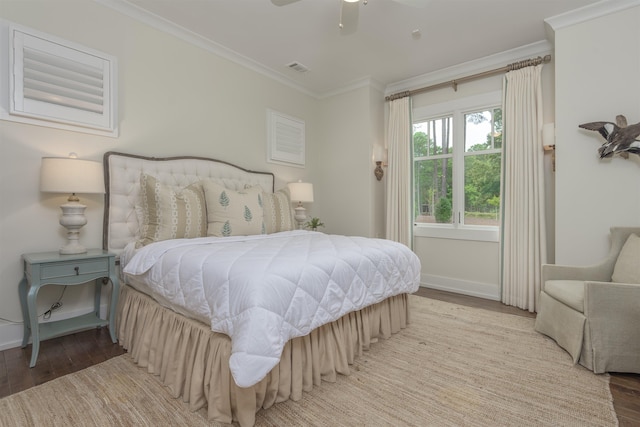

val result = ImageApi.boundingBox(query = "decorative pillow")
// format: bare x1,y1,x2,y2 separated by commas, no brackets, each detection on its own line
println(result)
611,233,640,283
138,173,207,247
262,188,296,233
203,181,265,237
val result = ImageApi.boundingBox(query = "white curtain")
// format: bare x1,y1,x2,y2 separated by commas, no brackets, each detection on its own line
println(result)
501,65,547,313
385,97,412,247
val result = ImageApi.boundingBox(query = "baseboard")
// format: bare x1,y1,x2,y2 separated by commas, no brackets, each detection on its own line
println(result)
420,273,501,301
0,303,110,351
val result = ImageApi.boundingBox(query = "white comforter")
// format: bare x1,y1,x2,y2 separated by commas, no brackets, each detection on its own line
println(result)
122,230,421,387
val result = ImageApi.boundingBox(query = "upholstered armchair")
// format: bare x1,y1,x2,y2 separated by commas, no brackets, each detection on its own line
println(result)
535,226,640,374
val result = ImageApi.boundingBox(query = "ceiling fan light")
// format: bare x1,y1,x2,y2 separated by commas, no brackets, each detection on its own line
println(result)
343,0,360,3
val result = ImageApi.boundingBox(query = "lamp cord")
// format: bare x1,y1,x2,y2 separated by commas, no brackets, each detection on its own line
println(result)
0,286,67,324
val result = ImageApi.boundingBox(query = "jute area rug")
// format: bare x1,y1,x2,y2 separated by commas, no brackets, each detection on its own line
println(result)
0,296,617,427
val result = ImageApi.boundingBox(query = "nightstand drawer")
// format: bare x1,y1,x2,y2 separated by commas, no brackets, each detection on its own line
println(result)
40,258,109,280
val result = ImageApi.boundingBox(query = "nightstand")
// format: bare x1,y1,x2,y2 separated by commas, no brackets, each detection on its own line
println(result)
18,249,119,367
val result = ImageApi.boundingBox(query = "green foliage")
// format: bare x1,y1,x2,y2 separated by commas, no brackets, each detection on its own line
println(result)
465,211,498,220
413,109,502,222
305,217,324,230
435,198,452,223
487,195,500,208
464,153,501,213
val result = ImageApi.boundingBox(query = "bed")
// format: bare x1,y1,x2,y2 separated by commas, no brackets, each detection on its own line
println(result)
103,151,421,426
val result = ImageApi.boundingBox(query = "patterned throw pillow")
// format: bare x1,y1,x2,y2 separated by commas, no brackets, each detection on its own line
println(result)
611,233,640,283
262,188,296,233
138,173,207,247
203,181,265,237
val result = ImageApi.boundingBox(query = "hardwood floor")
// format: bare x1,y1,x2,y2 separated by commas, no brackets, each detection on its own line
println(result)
0,289,638,425
0,327,125,399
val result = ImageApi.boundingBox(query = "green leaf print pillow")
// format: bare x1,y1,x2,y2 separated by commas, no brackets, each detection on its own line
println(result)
202,181,265,237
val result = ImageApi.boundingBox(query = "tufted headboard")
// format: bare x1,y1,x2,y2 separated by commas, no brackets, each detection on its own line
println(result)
102,151,275,256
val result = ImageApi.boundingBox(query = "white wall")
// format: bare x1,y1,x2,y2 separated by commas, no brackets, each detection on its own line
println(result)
0,0,325,350
552,4,640,265
0,0,387,351
314,84,385,237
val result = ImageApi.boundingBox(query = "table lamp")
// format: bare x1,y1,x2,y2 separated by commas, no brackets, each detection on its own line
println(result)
288,180,314,229
40,154,105,254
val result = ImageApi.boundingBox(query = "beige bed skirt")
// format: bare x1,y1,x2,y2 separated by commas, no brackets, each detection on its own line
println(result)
117,285,411,426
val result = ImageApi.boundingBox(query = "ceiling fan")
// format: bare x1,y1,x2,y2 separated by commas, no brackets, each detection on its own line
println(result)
271,0,429,30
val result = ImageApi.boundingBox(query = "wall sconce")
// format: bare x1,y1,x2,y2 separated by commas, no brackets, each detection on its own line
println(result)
374,161,384,181
373,146,387,181
542,123,556,172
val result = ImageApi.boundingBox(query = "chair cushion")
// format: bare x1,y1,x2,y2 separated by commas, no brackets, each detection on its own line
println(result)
544,280,585,313
611,233,640,284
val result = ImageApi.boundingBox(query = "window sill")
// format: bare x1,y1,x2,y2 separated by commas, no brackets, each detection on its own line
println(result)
413,224,499,242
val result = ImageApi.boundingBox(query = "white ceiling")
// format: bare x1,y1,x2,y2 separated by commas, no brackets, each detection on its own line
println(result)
120,0,601,97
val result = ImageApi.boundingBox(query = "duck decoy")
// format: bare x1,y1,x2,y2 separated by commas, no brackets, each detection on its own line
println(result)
579,114,640,159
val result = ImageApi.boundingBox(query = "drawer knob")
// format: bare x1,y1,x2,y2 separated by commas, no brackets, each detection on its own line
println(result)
74,266,79,275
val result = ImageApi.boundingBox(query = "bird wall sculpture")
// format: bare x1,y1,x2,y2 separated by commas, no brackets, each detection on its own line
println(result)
579,115,640,159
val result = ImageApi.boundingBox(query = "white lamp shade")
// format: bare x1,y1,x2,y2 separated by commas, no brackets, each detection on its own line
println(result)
288,181,314,203
40,157,105,194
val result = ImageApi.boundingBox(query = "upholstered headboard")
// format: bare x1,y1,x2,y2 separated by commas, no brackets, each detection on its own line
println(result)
102,151,275,255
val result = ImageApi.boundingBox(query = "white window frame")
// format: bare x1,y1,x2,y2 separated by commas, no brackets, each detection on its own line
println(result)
0,20,118,137
412,90,502,242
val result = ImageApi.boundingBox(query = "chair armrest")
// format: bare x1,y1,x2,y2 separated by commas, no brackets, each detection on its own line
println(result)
542,262,613,285
584,281,640,310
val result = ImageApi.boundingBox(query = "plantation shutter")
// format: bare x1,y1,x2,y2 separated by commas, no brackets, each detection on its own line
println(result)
267,109,305,167
7,24,117,135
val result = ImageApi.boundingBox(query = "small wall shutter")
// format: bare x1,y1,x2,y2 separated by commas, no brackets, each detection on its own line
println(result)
267,109,305,167
1,22,117,136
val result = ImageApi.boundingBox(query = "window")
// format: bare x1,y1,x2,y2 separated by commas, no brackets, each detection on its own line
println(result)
412,91,502,241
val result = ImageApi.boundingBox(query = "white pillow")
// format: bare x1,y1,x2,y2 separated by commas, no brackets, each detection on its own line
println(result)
611,233,640,284
137,173,207,247
263,188,296,233
203,181,265,237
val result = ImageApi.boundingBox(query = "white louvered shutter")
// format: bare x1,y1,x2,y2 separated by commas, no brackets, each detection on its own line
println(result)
267,109,305,167
4,23,117,136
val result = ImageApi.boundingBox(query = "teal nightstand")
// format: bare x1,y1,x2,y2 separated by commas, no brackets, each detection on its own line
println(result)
18,249,119,367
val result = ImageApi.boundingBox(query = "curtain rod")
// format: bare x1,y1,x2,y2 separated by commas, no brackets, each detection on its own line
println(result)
385,54,551,102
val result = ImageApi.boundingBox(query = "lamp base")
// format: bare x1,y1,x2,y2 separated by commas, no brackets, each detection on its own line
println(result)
59,201,88,255
294,205,307,230
60,241,87,255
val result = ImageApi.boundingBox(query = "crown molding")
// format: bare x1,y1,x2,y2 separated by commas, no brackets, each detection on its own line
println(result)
95,0,321,99
319,77,385,100
545,0,640,31
384,40,553,97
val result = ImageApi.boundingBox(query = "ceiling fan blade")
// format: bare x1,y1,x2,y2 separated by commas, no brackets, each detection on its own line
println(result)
339,1,359,34
392,0,430,7
271,0,301,6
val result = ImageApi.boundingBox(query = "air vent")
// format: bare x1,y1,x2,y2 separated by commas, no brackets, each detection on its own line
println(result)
286,61,309,73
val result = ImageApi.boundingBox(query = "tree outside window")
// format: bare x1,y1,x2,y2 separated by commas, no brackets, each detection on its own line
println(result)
413,107,502,227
